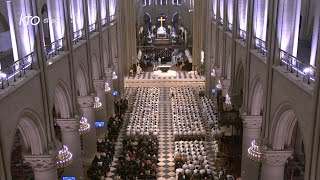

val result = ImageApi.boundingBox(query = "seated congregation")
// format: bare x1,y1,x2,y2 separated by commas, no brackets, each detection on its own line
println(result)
116,138,159,179
171,87,206,140
126,87,159,138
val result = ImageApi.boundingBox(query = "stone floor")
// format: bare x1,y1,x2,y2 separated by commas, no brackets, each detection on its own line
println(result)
105,89,137,180
157,87,175,180
104,87,218,179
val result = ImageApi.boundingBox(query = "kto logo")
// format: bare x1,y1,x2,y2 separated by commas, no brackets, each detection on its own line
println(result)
19,15,61,26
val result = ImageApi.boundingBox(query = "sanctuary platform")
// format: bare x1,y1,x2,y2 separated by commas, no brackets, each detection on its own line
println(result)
125,71,205,87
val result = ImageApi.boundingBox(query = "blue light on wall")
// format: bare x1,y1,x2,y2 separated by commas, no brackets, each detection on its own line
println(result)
212,88,216,94
62,177,76,180
113,90,118,96
95,122,105,127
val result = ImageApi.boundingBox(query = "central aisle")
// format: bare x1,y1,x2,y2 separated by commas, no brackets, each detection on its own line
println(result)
106,86,219,180
157,87,176,179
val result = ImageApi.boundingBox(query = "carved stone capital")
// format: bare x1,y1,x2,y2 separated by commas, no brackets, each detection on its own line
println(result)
93,79,105,91
78,96,95,108
105,67,113,77
262,150,293,167
24,154,57,171
55,118,80,132
241,115,262,129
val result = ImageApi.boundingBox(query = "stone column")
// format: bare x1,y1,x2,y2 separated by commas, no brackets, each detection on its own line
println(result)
261,150,293,180
93,79,108,137
24,154,58,180
56,118,84,179
192,0,205,69
105,67,115,118
241,115,262,180
204,0,213,97
78,96,98,164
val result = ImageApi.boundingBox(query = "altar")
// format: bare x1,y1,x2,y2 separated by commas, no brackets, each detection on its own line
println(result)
156,17,168,39
157,26,168,39
153,70,177,78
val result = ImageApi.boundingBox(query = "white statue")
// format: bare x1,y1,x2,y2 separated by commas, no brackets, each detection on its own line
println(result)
137,64,142,75
216,80,222,90
225,94,232,111
137,49,142,60
211,69,216,77
201,50,204,64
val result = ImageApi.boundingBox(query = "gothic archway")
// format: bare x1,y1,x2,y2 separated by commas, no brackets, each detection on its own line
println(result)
92,54,101,80
143,13,151,35
172,13,180,34
270,103,306,179
232,61,245,107
76,64,89,96
10,110,47,180
248,75,264,115
53,80,73,119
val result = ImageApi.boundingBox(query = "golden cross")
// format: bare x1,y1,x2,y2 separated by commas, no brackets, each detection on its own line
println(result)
158,17,165,27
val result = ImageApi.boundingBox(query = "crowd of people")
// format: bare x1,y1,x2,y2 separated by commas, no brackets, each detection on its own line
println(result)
126,87,159,139
171,87,206,140
125,87,135,102
154,48,174,62
87,106,128,179
174,141,214,179
114,99,129,116
200,97,223,139
116,138,159,179
87,85,241,179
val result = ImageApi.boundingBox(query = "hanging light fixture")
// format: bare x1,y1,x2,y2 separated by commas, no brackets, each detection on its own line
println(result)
216,80,222,90
225,94,232,111
105,82,111,92
247,140,267,163
112,71,118,80
211,69,216,77
79,117,90,135
57,145,73,169
94,97,102,109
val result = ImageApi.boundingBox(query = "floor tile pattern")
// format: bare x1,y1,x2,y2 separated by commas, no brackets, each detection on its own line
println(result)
127,72,204,80
105,89,137,180
194,88,219,178
156,87,176,180
105,87,218,180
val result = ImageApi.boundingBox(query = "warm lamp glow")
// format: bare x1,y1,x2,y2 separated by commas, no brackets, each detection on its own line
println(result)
247,140,267,163
216,80,222,90
94,97,102,109
57,145,73,169
112,71,118,80
79,117,90,135
105,82,111,92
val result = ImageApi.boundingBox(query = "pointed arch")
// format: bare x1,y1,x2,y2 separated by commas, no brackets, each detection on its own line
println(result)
13,109,47,155
233,60,245,95
54,80,72,118
248,75,264,115
270,103,300,150
92,53,101,80
226,51,232,79
103,44,112,68
76,63,89,96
